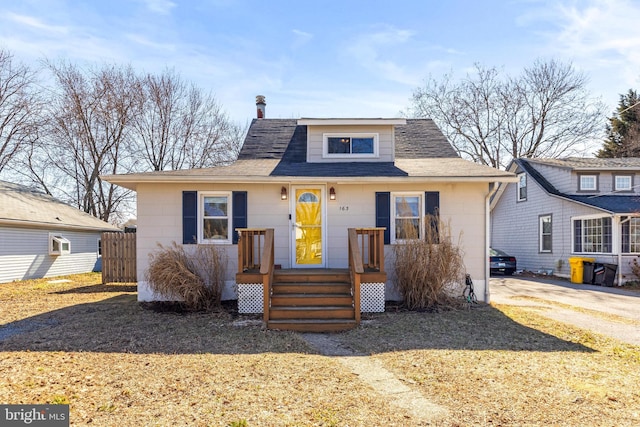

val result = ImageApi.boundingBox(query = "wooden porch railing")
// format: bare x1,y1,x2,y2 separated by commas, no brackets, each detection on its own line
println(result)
354,227,385,272
348,228,364,324
237,228,274,323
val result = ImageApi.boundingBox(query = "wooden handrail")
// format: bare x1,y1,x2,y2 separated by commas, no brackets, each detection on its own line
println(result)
236,228,274,324
348,228,364,323
260,229,274,323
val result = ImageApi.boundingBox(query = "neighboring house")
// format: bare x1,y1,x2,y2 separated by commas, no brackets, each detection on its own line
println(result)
491,157,640,284
103,97,515,330
0,180,120,283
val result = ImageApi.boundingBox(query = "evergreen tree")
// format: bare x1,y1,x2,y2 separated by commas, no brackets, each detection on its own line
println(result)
597,89,640,158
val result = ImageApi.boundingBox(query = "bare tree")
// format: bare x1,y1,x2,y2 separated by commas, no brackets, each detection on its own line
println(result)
132,69,243,171
410,60,605,169
0,49,41,173
43,61,139,222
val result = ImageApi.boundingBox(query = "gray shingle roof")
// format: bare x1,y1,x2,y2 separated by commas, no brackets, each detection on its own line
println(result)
103,118,515,189
527,157,640,170
0,181,120,231
237,118,459,162
517,159,640,214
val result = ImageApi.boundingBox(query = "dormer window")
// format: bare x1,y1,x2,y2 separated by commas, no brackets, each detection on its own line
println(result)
579,174,598,191
614,175,632,192
323,133,378,158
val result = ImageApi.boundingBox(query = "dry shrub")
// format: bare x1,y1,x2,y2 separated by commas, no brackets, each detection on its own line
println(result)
145,242,228,310
393,215,465,310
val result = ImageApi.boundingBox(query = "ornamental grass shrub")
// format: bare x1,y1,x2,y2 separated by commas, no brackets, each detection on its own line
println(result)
393,215,465,310
145,242,228,311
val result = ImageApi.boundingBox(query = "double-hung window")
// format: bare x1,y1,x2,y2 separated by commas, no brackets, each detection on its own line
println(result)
573,217,612,253
324,133,378,158
517,173,527,201
200,193,231,243
539,215,552,252
392,194,422,241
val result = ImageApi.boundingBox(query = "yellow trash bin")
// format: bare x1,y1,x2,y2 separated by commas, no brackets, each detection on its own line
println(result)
568,257,596,284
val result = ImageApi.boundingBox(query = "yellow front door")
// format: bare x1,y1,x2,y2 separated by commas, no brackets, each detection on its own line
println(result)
293,188,323,267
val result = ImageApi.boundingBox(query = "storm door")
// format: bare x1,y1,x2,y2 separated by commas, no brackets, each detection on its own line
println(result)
291,187,325,268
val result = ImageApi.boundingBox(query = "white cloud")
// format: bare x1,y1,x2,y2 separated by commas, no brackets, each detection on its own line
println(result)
125,33,176,51
518,0,640,108
346,25,420,86
6,12,68,34
141,0,176,15
291,29,313,49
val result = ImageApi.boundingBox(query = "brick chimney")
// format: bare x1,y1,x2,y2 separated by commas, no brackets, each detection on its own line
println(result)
256,95,266,119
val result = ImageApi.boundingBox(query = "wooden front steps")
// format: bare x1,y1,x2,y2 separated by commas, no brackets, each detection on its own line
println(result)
267,269,357,332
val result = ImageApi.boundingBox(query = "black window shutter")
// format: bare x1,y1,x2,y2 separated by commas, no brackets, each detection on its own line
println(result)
182,191,197,244
232,191,248,244
425,191,440,242
375,192,390,244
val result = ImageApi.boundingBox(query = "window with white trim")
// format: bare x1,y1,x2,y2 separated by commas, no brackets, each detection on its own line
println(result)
49,234,71,255
323,133,378,158
579,174,598,191
622,217,640,253
517,173,527,201
614,175,632,191
573,217,612,253
539,215,552,252
199,192,231,243
392,193,422,242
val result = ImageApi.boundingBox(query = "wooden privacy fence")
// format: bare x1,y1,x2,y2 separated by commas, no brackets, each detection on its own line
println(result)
101,232,137,283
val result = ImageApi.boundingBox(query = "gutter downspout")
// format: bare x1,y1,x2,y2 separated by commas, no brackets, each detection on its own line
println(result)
485,182,499,303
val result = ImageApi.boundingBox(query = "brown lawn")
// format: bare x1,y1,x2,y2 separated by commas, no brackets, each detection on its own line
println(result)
1,273,639,426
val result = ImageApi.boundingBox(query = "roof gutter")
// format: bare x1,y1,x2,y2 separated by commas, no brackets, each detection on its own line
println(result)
0,218,119,232
103,174,518,191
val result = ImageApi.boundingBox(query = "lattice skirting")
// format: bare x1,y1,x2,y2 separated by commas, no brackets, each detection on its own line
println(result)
237,283,263,314
361,282,385,313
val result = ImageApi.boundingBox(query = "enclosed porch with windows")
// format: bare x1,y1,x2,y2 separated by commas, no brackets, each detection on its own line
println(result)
235,227,387,332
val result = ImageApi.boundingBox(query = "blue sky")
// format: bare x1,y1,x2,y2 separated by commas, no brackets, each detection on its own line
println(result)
1,0,639,125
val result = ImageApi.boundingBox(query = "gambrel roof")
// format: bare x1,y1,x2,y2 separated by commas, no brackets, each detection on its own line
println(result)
0,180,120,231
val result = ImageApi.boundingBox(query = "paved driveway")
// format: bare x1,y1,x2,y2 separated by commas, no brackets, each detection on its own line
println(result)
490,276,640,346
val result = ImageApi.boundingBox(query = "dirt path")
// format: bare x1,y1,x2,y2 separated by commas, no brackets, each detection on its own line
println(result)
301,332,449,424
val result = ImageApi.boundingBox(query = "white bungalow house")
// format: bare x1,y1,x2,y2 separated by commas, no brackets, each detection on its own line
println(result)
491,157,640,285
0,180,120,283
103,96,516,331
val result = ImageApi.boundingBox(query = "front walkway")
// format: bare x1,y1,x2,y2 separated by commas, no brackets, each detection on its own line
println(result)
490,276,640,346
301,332,449,424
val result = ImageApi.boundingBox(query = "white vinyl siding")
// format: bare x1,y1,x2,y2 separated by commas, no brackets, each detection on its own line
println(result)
0,227,102,283
306,125,395,163
136,181,490,301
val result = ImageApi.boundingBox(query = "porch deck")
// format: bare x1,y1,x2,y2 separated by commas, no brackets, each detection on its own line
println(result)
235,228,387,332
